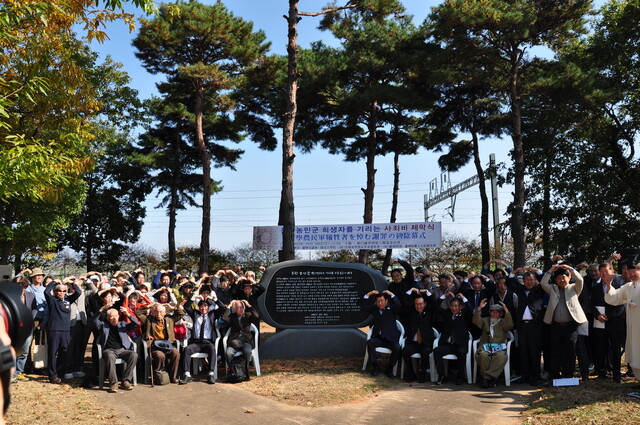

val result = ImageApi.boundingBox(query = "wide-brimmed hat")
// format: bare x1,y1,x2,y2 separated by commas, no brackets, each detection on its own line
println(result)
31,268,44,276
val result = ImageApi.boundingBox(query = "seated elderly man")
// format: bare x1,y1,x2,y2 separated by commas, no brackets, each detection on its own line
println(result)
140,304,184,384
95,307,139,392
222,299,257,381
473,299,513,388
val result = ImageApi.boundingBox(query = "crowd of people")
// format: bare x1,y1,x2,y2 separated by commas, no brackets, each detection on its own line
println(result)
11,266,264,391
8,252,640,393
362,254,640,388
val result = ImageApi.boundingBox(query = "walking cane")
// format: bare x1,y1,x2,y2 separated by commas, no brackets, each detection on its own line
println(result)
149,341,154,387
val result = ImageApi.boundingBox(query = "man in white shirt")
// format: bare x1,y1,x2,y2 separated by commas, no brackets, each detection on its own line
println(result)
180,297,225,385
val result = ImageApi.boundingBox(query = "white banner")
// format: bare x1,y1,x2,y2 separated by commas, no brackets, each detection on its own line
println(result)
253,222,442,250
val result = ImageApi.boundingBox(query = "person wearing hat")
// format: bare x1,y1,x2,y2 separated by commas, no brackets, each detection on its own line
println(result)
26,268,49,331
540,264,587,380
473,299,513,388
43,277,81,383
605,256,640,381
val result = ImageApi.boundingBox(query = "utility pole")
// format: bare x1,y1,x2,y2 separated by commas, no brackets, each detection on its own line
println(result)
424,173,479,221
423,155,501,255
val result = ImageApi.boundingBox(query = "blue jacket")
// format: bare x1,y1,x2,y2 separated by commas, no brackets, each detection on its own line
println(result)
44,281,81,331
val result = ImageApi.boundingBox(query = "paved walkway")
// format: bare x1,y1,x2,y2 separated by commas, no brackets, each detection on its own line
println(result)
97,380,532,425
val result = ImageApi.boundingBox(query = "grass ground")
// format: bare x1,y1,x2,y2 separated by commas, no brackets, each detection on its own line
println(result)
521,376,640,424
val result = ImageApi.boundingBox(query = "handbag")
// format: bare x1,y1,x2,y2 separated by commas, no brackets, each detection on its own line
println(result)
30,329,47,369
173,323,187,341
153,370,171,385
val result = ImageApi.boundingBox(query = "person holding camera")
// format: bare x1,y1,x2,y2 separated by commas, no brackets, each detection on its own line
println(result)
473,299,513,388
433,292,472,385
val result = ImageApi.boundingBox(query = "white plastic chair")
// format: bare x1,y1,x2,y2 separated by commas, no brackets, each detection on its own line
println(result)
222,323,261,376
429,331,473,383
97,343,137,389
178,325,222,380
472,330,515,386
400,328,439,379
361,320,405,376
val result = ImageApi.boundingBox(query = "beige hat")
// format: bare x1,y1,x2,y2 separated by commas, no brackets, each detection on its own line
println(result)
31,268,44,276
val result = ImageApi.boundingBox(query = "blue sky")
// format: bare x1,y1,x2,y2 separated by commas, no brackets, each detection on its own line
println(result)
89,0,547,254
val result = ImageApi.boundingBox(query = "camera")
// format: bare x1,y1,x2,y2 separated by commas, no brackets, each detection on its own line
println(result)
0,281,34,356
0,280,35,413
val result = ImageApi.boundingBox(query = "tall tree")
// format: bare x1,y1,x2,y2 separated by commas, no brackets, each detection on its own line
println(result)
415,34,504,264
136,96,204,269
60,128,152,271
0,0,157,202
296,0,419,264
134,1,276,273
277,0,356,262
522,1,640,263
429,0,592,267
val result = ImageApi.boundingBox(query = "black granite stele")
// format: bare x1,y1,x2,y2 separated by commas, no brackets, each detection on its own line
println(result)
257,260,388,359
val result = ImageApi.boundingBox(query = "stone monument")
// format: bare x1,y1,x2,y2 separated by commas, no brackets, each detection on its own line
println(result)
257,260,388,359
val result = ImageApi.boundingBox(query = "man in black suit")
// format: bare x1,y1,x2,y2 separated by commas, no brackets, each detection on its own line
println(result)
402,289,437,383
462,276,494,339
507,270,545,385
361,290,401,378
434,294,472,385
591,262,626,382
95,307,139,392
180,296,226,385
462,276,495,315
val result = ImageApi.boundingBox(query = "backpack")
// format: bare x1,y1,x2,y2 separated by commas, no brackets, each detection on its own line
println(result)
226,354,248,383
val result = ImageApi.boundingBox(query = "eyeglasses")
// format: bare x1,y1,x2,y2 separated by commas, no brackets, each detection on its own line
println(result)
56,290,67,293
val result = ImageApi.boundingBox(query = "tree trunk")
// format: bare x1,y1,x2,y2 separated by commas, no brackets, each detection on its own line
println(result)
509,58,526,268
195,82,211,274
382,150,400,275
542,148,552,270
86,180,94,271
278,0,299,263
0,204,14,264
168,180,178,270
471,130,491,265
358,100,378,265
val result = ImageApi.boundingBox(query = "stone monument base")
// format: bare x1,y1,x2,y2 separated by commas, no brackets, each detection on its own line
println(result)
261,328,367,359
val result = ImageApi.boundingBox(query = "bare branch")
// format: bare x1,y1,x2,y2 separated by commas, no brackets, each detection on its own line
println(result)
299,4,356,17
